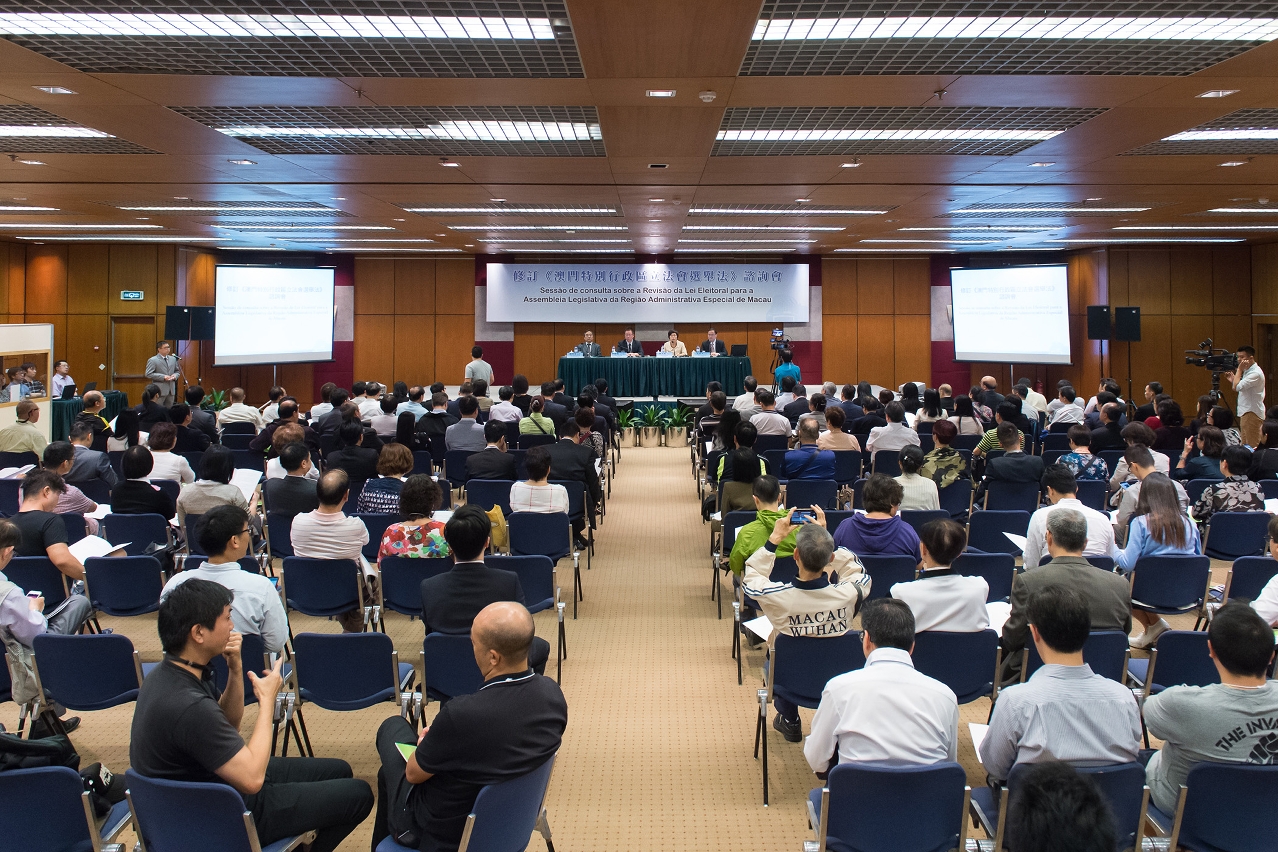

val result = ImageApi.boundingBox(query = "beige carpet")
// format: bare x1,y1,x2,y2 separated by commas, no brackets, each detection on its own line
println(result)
1,446,1219,850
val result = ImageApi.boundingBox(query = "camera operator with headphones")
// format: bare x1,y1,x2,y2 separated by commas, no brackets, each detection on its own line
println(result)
1229,344,1266,448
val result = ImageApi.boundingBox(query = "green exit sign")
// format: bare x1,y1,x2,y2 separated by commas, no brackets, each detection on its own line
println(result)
119,290,144,301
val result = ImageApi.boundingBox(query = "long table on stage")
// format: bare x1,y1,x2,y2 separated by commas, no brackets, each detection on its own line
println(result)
556,356,753,398
51,389,129,441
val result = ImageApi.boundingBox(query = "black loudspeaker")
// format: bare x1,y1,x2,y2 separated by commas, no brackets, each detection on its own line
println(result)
1086,306,1111,341
164,306,216,341
1114,307,1141,342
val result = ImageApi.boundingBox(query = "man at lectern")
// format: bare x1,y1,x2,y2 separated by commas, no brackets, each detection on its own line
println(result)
615,328,644,356
145,340,180,407
699,328,727,356
575,330,602,357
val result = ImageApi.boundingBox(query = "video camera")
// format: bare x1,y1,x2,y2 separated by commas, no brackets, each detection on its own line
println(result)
1185,338,1239,373
770,328,791,351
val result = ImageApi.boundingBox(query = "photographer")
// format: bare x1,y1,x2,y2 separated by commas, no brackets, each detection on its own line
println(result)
1229,345,1266,448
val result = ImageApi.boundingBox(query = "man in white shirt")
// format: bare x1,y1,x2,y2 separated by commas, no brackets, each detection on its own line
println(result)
805,597,959,772
259,386,285,425
866,401,921,454
1048,387,1085,427
161,504,288,654
309,382,336,421
288,469,370,632
369,398,399,437
1229,344,1266,448
750,389,791,436
357,383,384,420
1251,517,1278,626
1016,379,1049,417
891,517,990,633
732,376,759,413
396,386,428,419
487,386,523,423
217,387,265,431
1021,464,1116,570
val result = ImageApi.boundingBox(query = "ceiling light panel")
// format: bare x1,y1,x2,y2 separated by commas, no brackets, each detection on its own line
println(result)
174,106,603,156
447,225,627,231
0,1,582,77
1124,108,1278,154
741,2,1278,75
0,105,154,153
682,225,845,231
17,235,227,241
690,204,891,215
212,224,394,231
115,200,339,212
407,205,619,216
946,202,1155,217
900,225,1055,232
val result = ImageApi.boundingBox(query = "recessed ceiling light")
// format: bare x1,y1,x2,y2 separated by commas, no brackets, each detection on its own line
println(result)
720,128,1062,143
1115,224,1278,231
394,218,405,221
678,238,817,244
212,224,393,231
120,204,326,212
407,206,616,214
794,198,810,203
645,89,676,98
447,225,626,231
490,198,506,202
677,247,797,253
172,196,190,200
0,14,558,40
0,223,162,229
16,235,227,242
649,198,665,202
950,205,1150,213
840,161,862,168
1049,238,1244,244
330,196,345,200
1220,160,1249,167
1086,197,1103,201
649,219,661,222
899,226,1049,232
0,205,57,211
135,217,149,220
14,159,44,166
286,238,435,243
683,225,844,232
439,159,460,167
33,86,76,95
227,159,256,165
751,17,1278,41
1029,162,1056,167
435,233,446,236
464,244,474,247
1210,207,1278,213
862,239,1000,245
691,206,887,215
648,163,668,169
1197,89,1241,98
476,239,630,244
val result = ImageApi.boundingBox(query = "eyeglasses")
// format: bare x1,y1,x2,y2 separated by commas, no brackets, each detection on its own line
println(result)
238,528,251,536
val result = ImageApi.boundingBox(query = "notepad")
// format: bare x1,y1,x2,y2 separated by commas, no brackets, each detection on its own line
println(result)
969,723,990,763
69,535,128,561
1003,533,1028,553
743,615,775,642
85,503,111,520
395,742,416,762
1266,499,1278,515
432,511,453,523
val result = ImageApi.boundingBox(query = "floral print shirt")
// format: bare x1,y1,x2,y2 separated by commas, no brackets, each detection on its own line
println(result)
1061,452,1110,482
378,520,449,563
1191,475,1265,526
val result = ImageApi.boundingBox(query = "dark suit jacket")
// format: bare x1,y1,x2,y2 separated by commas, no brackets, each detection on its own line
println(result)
1089,423,1126,453
615,339,643,355
851,414,887,439
1134,402,1156,422
188,407,219,445
446,399,462,419
574,342,602,357
420,561,525,635
542,401,570,430
781,398,811,422
75,411,119,452
250,419,321,457
1000,555,1132,682
596,393,618,412
545,438,600,516
174,424,212,453
263,474,320,517
326,446,380,483
466,448,517,481
699,339,727,354
315,409,346,456
551,392,574,409
593,401,616,433
136,400,169,431
985,451,1045,485
839,400,865,422
66,444,117,488
110,480,176,518
981,390,1006,412
415,411,459,438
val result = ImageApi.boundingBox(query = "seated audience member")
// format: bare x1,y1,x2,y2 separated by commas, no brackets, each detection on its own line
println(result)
310,382,336,420
832,473,922,563
1005,762,1118,852
41,442,100,534
131,580,372,851
816,406,860,451
372,601,565,851
472,379,493,414
327,421,380,483
784,419,837,480
710,410,740,455
250,399,320,459
1084,393,1122,432
799,392,827,431
1000,510,1132,683
866,401,921,455
975,422,1044,505
1250,516,1278,626
1191,444,1264,528
775,376,798,409
974,403,1027,459
1119,474,1205,649
420,506,550,673
536,382,569,430
698,390,727,439
357,382,383,420
216,386,266,431
260,386,287,424
1048,386,1085,427
1060,424,1109,482
895,445,939,511
891,518,989,632
742,511,870,741
1112,445,1190,538
369,397,400,437
185,387,218,444
781,384,811,422
146,422,195,484
263,424,317,481
1153,399,1192,453
262,443,320,518
715,421,767,485
545,420,600,547
914,388,945,427
467,421,518,480
416,392,459,439
393,412,424,453
1108,422,1169,491
805,597,958,770
110,446,178,519
75,390,125,450
518,396,556,437
728,475,795,576
750,389,791,436
0,516,93,736
396,385,428,419
967,386,993,422
509,445,569,515
487,386,523,423
1248,419,1278,480
1020,465,1116,570
733,376,759,412
509,375,533,416
135,383,171,432
1174,424,1226,482
920,419,969,489
378,475,449,562
356,443,414,514
574,406,605,461
289,470,371,633
1143,601,1278,815
170,403,212,453
717,443,765,518
1133,382,1162,422
948,396,986,436
696,381,723,423
446,395,487,452
834,384,861,421
982,584,1142,781
313,388,350,452
65,421,117,489
176,444,256,529
1209,405,1243,447
162,504,286,653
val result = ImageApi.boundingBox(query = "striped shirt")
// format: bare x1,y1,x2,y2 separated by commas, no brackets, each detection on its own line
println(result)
980,663,1142,782
509,481,569,515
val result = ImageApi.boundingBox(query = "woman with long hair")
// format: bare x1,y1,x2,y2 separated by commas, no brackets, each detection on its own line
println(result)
915,388,945,427
1119,472,1202,647
394,411,422,451
948,396,985,436
1249,419,1278,480
1152,399,1191,452
899,382,921,415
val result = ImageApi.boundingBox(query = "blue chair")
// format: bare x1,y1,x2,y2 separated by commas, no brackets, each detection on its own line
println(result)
209,632,270,708
265,512,294,560
221,421,256,435
1222,556,1278,603
716,510,757,621
100,512,171,556
0,765,133,852
31,633,149,730
871,450,901,477
752,434,789,454
1041,433,1071,453
374,755,558,852
178,555,268,575
281,557,368,632
1127,630,1219,699
1023,630,1130,683
444,450,475,489
785,478,838,509
918,434,934,453
1040,449,1067,468
184,512,206,555
59,513,88,544
220,433,253,450
0,449,38,470
966,510,1031,555
911,629,1000,704
832,451,862,486
1204,511,1272,561
1087,555,1116,572
951,434,981,451
1183,478,1217,507
857,554,918,601
509,512,581,619
411,450,434,476
937,479,972,519
3,556,70,608
1261,479,1278,500
341,479,367,515
809,761,969,852
760,449,786,480
1148,763,1278,852
288,632,416,756
84,555,164,617
488,554,566,683
756,632,865,805
1098,450,1125,476
152,479,181,503
74,478,112,505
951,553,1015,602
900,509,949,537
1129,555,1211,624
354,513,399,562
377,555,452,620
983,480,1041,512
464,479,514,517
125,769,316,852
231,449,264,473
422,632,484,703
1075,479,1108,512
516,434,555,449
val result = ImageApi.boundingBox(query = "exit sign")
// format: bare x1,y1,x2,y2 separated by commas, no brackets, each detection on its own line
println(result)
119,290,144,301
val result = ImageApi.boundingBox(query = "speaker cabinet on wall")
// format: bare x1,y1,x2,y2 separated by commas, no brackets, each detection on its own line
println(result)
1114,307,1141,342
1086,306,1111,341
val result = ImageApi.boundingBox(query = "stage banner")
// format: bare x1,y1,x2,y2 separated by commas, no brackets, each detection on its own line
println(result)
485,262,809,323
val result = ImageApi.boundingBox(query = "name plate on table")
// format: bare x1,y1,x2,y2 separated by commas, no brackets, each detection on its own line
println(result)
656,350,674,358
565,351,585,358
610,350,630,358
692,349,712,358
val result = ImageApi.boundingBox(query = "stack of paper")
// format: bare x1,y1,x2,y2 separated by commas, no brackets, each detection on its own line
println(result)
969,723,990,763
69,536,128,561
986,602,1013,635
85,504,111,520
743,615,774,642
1265,499,1278,515
1003,533,1028,553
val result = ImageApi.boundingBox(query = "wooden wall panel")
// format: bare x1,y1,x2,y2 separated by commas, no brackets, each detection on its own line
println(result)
1169,250,1213,316
1126,251,1171,315
822,260,857,314
435,260,475,315
1169,315,1216,409
156,247,175,311
893,315,930,388
822,316,857,385
435,315,473,384
22,314,65,364
64,314,108,389
745,325,776,384
514,323,556,386
353,315,394,382
1113,314,1172,406
1213,246,1251,317
108,245,158,315
25,246,67,315
857,315,895,388
1254,244,1278,315
857,260,894,315
394,314,434,385
67,245,109,315
1107,250,1129,306
354,259,395,315
276,363,315,408
394,260,435,315
892,260,931,315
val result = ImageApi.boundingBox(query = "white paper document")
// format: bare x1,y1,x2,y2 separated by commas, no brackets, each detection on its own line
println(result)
432,511,454,523
743,615,775,642
986,601,1012,636
84,504,111,520
232,468,263,505
969,723,990,763
1003,533,1028,552
1266,499,1278,515
0,464,35,479
69,535,128,561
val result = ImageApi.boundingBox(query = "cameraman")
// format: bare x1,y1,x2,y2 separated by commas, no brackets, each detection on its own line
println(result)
1229,345,1266,447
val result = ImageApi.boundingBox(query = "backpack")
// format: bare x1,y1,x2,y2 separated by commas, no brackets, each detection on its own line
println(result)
0,731,78,772
0,577,39,705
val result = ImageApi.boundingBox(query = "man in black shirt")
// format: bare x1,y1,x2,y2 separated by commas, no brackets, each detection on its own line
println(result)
131,579,373,852
169,404,213,453
109,446,177,518
262,443,320,517
465,421,518,481
325,421,380,482
781,384,811,423
13,469,84,583
545,420,600,547
372,601,567,852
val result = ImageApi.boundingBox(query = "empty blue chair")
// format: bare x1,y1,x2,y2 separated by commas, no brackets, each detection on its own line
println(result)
753,434,789,454
509,512,581,619
152,479,181,503
444,450,475,489
281,557,368,631
951,553,1015,602
1223,556,1278,603
265,512,294,559
1075,479,1108,512
125,769,316,852
184,512,206,556
0,449,38,469
488,554,566,682
1128,630,1219,699
74,478,112,505
221,421,256,435
715,510,757,619
857,554,918,601
422,632,484,703
937,479,973,520
100,512,171,556
354,513,399,562
220,433,253,449
230,449,264,473
0,765,133,852
1183,478,1216,507
760,449,786,480
809,761,969,852
871,451,901,477
59,513,88,544
900,509,949,537
1130,555,1211,624
378,555,452,619
1261,479,1278,500
31,633,148,726
785,478,838,509
0,477,21,516
918,434,934,453
464,479,514,517
411,450,434,476
911,629,1000,704
1148,763,1278,852
1204,511,1272,561
1023,630,1130,683
84,554,164,617
983,480,1041,513
3,556,70,608
1098,450,1125,476
832,451,862,486
1087,555,1116,572
1042,433,1071,453
516,434,555,449
966,510,1031,555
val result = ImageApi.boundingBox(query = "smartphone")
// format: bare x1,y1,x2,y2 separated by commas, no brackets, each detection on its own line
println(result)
26,590,41,598
791,509,815,524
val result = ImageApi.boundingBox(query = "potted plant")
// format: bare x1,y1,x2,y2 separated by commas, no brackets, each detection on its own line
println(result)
200,388,229,413
638,405,668,448
616,408,637,447
665,404,691,448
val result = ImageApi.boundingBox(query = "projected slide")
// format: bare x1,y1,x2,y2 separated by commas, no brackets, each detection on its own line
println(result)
214,266,335,366
950,265,1071,365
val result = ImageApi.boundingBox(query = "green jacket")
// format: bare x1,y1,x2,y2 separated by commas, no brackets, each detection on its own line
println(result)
728,508,798,576
921,446,969,489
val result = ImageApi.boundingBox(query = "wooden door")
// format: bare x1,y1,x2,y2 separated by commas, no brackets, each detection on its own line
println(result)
111,315,157,403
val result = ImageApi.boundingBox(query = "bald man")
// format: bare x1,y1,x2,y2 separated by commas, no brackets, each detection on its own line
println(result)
372,602,567,851
979,376,1005,412
0,399,46,455
74,390,121,451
